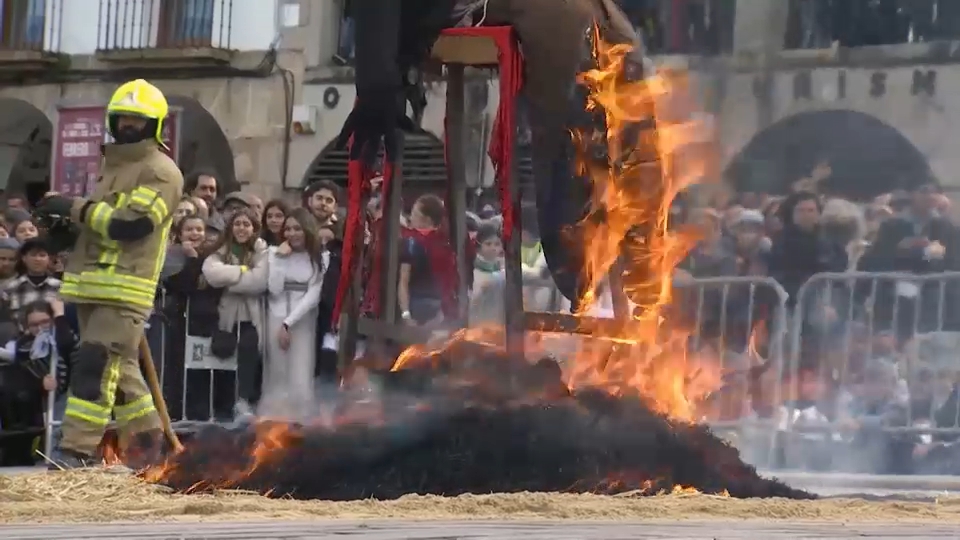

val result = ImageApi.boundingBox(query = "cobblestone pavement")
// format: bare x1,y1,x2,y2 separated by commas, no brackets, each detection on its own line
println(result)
1,520,959,539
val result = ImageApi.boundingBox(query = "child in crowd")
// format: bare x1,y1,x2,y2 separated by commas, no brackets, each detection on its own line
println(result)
3,237,61,320
11,218,38,244
202,208,269,420
471,223,503,300
262,208,325,416
0,299,75,466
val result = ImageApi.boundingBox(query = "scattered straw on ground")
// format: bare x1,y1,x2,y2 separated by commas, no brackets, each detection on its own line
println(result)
2,469,959,524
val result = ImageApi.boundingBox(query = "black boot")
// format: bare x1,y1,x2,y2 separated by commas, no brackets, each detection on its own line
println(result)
124,429,165,470
47,447,97,470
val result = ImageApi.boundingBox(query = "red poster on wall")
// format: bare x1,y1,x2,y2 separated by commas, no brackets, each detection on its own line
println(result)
52,105,181,196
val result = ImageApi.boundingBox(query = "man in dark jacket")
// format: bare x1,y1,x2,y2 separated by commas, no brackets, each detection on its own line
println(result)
859,180,959,342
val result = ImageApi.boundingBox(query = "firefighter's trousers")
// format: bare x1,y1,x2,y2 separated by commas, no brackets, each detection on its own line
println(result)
60,304,161,456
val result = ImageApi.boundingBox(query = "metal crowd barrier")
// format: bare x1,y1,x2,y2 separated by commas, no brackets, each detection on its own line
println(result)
671,276,790,467
28,270,960,473
780,271,960,472
39,288,266,458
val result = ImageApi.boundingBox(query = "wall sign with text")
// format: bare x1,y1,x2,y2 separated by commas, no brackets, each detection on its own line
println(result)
52,106,181,196
778,68,938,102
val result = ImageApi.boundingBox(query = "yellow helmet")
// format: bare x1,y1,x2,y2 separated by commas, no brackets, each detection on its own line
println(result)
106,79,169,146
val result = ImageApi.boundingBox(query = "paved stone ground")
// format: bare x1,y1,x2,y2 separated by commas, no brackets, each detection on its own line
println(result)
1,520,959,539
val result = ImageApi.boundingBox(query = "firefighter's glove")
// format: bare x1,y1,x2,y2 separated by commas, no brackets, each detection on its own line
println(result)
35,195,76,221
334,85,417,164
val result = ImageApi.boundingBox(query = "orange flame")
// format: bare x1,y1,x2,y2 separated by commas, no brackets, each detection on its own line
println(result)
554,31,720,421
387,33,721,423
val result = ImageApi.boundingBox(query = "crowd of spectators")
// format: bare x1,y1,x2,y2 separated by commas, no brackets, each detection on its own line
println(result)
0,168,560,467
3,158,960,475
672,165,960,474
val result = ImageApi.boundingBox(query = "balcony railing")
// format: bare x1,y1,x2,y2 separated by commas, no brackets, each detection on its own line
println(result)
785,0,960,49
334,1,354,64
622,0,736,56
97,0,232,52
0,0,63,54
334,0,734,62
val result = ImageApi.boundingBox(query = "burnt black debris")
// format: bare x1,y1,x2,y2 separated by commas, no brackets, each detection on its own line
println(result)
148,344,814,501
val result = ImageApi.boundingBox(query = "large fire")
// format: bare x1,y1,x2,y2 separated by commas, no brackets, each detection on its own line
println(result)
132,34,799,502
560,32,719,421
393,33,719,421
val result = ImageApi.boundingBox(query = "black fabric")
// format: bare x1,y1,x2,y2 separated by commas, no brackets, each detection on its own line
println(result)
35,195,74,220
315,348,339,386
235,322,261,404
316,247,342,337
0,359,44,465
342,0,456,162
400,235,439,301
161,254,225,421
69,342,109,402
106,215,155,242
209,329,237,360
339,0,405,163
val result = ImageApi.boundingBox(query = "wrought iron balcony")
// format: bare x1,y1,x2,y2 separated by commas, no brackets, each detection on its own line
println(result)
96,0,233,63
0,0,63,67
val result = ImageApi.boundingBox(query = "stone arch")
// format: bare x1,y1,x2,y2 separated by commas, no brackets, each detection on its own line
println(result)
0,98,53,203
724,110,934,200
166,95,238,194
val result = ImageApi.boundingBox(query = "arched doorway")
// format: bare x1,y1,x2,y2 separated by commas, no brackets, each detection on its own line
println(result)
302,132,447,204
0,98,52,203
724,110,934,199
167,95,237,194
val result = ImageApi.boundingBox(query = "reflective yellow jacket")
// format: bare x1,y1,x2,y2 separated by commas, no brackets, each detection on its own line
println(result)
60,140,183,315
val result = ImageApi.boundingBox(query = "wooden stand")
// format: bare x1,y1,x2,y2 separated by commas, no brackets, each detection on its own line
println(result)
339,26,638,369
340,27,527,360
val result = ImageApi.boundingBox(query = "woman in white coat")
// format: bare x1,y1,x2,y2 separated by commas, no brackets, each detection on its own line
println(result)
201,208,269,420
261,208,325,418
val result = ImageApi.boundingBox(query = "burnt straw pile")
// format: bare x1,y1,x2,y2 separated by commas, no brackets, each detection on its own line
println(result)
147,342,813,501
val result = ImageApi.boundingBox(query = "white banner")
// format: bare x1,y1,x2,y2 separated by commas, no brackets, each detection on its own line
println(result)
184,335,238,371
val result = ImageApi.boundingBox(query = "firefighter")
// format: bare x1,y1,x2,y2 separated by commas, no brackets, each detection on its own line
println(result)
35,79,183,467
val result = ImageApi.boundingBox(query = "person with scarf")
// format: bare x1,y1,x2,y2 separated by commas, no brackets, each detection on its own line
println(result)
0,299,75,466
201,208,269,421
398,194,459,327
471,223,503,298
